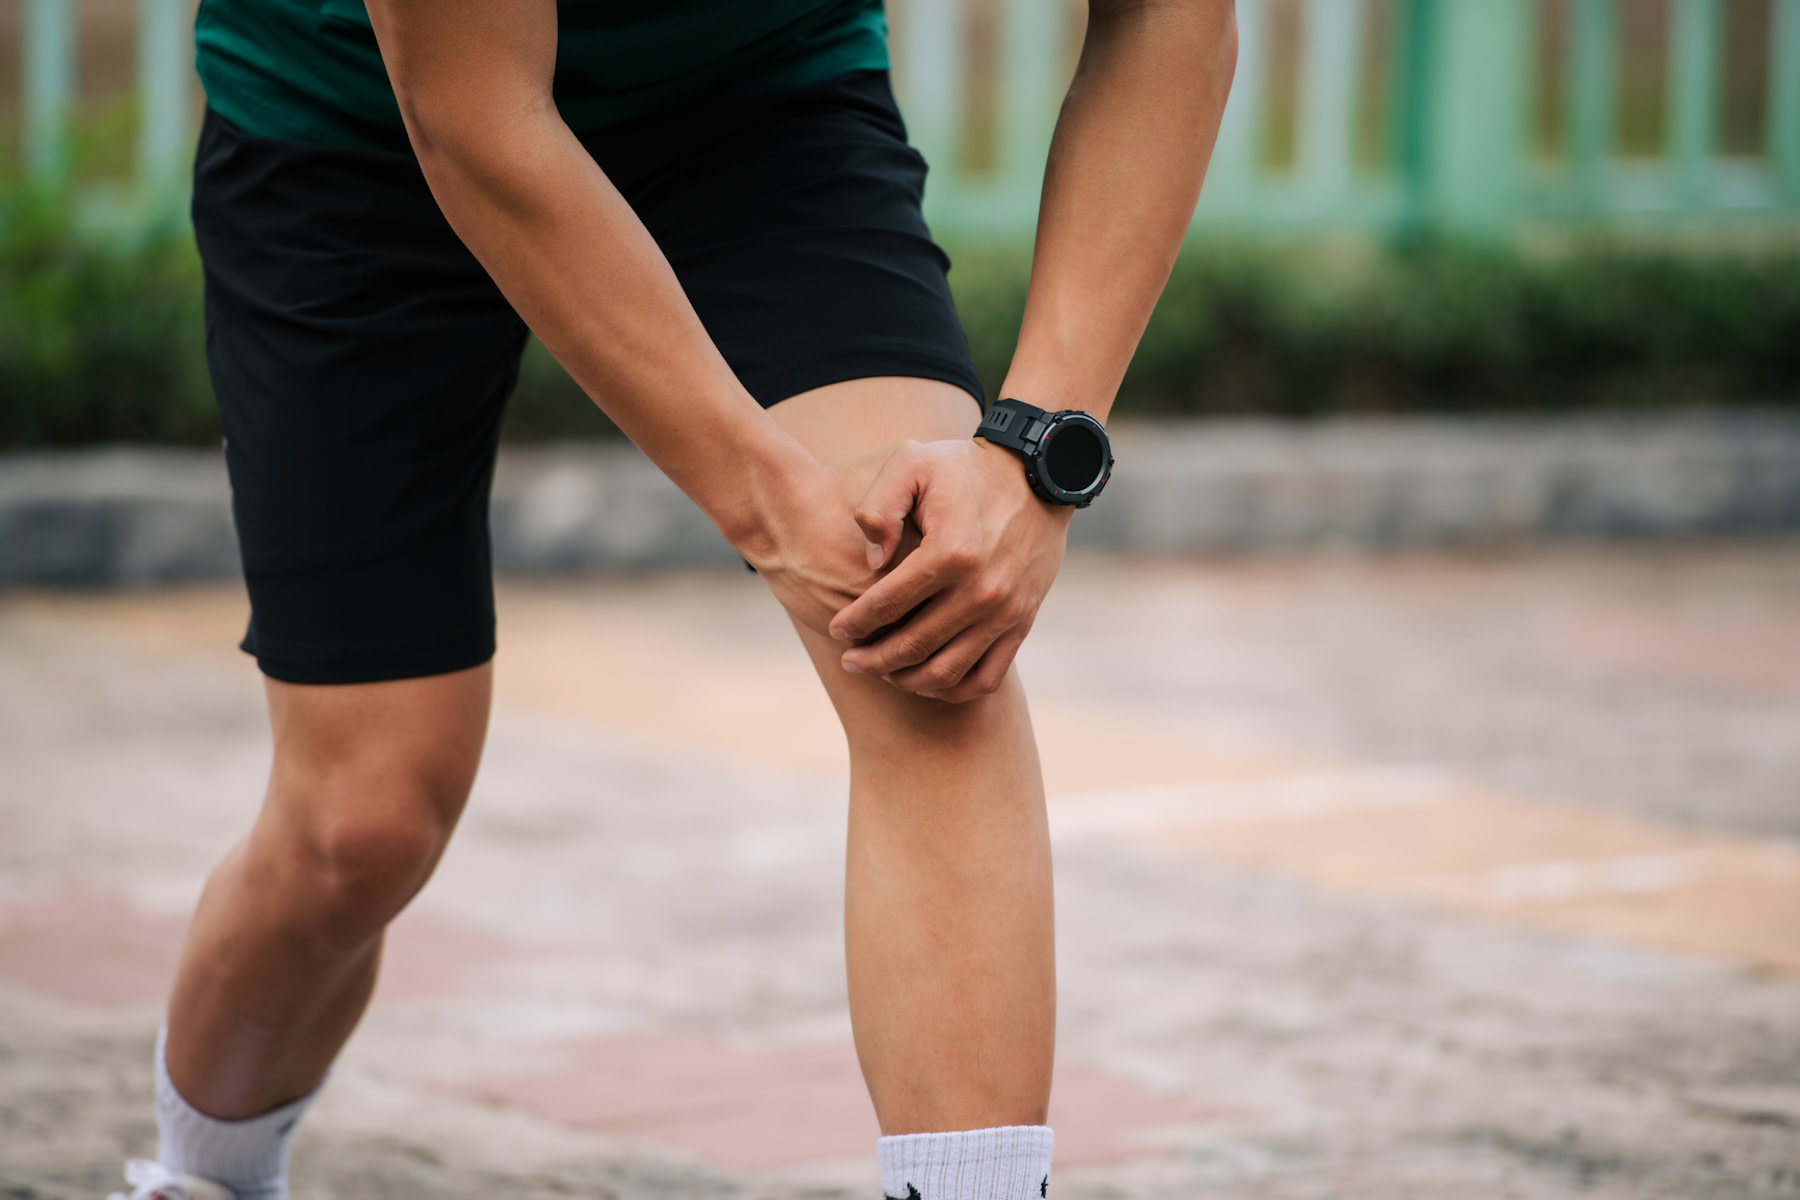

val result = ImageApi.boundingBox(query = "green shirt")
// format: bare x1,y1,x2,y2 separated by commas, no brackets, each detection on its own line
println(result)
196,0,890,152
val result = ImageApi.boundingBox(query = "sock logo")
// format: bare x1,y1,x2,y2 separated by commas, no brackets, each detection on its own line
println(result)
883,1187,921,1200
1041,1176,1049,1197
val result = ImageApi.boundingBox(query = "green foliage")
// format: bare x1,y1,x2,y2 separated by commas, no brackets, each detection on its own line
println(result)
0,188,216,446
2,211,1796,450
0,184,615,446
948,239,1800,416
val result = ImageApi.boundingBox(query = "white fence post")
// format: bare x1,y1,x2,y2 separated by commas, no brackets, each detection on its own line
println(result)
1668,0,1720,203
1196,0,1264,221
898,0,966,214
137,0,192,208
1567,0,1617,211
1296,0,1365,211
996,0,1067,223
1772,0,1800,198
23,0,76,186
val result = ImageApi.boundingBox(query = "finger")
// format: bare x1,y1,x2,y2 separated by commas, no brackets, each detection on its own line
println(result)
841,598,967,676
921,629,1027,704
832,561,932,644
850,443,924,574
831,522,986,642
878,624,998,695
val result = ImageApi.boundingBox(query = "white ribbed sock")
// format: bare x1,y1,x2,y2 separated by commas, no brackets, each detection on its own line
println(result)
877,1126,1055,1200
154,1029,324,1200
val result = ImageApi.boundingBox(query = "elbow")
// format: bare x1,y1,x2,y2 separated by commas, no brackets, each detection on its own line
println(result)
389,78,552,201
1214,2,1239,100
1091,0,1234,24
1172,0,1239,103
389,76,468,169
1191,0,1239,74
1090,0,1239,69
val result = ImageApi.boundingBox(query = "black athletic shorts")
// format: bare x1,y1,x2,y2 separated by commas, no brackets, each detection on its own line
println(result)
192,70,982,686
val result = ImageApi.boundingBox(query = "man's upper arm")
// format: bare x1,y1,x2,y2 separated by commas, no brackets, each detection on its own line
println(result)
363,0,559,155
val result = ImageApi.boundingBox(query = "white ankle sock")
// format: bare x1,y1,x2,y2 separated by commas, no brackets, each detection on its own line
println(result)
153,1029,324,1200
877,1125,1055,1200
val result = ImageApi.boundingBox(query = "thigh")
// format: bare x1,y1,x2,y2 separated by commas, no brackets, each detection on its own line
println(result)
262,664,493,843
193,111,529,685
587,71,985,412
772,374,981,468
770,376,1023,752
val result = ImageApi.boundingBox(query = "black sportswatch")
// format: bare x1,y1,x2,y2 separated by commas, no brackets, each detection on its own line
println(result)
974,398,1114,508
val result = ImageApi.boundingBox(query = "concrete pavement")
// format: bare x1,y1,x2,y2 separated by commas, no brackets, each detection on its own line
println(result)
2,546,1798,1199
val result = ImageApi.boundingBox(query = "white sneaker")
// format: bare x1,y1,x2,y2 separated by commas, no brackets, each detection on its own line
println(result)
107,1159,234,1200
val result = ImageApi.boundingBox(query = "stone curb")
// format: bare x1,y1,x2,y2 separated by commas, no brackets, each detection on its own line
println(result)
3,413,1797,587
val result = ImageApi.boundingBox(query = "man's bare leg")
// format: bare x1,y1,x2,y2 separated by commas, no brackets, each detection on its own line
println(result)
772,378,1057,1139
149,377,1049,1196
161,665,490,1128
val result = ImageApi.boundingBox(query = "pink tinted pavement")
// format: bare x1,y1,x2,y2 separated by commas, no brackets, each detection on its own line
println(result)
0,885,1221,1172
0,889,530,1008
4,548,1800,1199
469,1034,1229,1170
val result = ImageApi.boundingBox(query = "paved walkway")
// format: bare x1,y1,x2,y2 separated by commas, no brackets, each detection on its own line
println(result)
3,547,1798,1199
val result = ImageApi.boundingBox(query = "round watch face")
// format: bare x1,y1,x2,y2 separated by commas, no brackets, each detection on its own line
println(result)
1040,418,1109,497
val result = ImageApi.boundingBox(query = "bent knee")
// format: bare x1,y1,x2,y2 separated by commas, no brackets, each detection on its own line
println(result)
310,803,448,896
264,755,467,952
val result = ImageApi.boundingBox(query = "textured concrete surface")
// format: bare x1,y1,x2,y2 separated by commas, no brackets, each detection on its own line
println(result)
6,411,1800,585
2,546,1799,1199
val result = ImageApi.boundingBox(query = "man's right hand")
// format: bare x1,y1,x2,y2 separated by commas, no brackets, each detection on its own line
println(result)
737,452,888,639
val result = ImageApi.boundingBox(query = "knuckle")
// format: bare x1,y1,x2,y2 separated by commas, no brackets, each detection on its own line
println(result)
892,632,933,664
974,578,1011,611
922,663,963,690
941,544,981,575
873,594,909,624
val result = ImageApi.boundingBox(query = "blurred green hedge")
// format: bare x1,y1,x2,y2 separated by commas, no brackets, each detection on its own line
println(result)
2,196,1796,448
0,195,216,446
955,239,1800,416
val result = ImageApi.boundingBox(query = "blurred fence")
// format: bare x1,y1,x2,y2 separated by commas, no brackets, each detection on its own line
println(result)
899,0,1800,235
6,0,1800,237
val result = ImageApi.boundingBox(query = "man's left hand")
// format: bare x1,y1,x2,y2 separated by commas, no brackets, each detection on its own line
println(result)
828,438,1071,703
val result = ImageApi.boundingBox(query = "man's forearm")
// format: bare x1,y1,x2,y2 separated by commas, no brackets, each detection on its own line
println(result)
1001,0,1237,418
387,59,816,554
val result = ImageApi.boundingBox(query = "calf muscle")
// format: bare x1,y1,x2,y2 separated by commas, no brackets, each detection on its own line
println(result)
164,665,492,1119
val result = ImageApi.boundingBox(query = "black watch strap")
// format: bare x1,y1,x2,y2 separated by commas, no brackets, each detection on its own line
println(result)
974,398,1049,454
